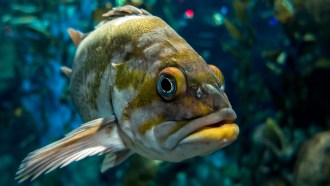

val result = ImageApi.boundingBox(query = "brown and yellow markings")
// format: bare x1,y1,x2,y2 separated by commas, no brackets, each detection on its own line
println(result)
112,16,168,43
185,70,218,87
114,61,146,90
129,75,159,109
77,17,164,110
181,96,213,116
139,116,165,134
86,66,107,110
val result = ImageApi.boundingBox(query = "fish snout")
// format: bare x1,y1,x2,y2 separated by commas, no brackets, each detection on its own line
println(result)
197,84,231,110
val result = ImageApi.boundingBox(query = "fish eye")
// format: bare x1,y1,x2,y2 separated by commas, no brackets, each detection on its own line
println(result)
158,75,176,98
209,65,225,87
157,67,186,101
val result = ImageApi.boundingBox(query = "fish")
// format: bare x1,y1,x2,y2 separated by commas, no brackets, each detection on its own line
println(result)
16,5,239,182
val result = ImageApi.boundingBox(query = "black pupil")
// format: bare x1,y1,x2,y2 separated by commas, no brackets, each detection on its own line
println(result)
161,78,172,92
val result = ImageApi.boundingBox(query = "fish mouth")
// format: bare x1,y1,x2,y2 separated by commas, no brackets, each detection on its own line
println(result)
161,108,238,150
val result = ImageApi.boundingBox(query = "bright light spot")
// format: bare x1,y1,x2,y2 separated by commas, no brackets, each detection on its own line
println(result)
220,6,228,15
184,9,194,19
115,0,126,6
213,12,224,26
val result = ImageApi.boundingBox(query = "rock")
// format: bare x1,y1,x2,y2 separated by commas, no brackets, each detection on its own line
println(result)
294,131,330,186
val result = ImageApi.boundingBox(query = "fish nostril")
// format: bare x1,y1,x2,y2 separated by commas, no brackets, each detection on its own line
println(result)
196,87,202,99
196,84,231,110
196,84,214,98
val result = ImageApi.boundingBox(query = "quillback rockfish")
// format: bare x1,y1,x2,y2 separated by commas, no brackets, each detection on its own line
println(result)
16,5,239,182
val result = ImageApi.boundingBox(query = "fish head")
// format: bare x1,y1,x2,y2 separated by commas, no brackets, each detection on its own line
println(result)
110,15,239,162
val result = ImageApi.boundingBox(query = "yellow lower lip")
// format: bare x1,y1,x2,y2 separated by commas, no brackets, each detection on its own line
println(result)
184,123,239,142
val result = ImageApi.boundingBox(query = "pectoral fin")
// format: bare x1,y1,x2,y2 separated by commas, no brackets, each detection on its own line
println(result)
16,117,129,182
101,149,133,173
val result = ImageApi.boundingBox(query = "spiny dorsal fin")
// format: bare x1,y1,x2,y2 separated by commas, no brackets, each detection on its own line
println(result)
60,66,72,78
67,28,85,47
16,117,128,182
111,62,123,69
102,5,151,18
96,5,151,28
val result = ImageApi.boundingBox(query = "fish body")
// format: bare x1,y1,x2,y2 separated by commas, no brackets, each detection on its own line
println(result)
17,5,239,181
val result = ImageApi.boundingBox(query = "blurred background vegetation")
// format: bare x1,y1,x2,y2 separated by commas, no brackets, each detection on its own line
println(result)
1,0,329,185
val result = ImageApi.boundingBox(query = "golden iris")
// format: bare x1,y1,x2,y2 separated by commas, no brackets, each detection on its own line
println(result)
157,67,186,101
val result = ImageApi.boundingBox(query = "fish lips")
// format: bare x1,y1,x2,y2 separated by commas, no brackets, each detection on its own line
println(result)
154,108,239,150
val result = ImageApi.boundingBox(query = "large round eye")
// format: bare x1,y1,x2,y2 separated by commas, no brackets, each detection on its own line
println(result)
209,64,225,86
157,67,186,101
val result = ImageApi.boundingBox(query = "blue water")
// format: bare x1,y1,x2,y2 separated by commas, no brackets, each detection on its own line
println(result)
1,0,329,185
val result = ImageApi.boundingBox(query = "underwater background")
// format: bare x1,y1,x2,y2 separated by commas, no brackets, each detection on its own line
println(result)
1,0,330,185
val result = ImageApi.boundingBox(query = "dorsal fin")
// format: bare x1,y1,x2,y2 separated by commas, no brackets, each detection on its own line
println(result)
67,28,85,47
96,5,151,28
60,66,72,78
102,5,151,18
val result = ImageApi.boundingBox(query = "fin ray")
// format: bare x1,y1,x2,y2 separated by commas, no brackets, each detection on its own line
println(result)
67,28,85,47
16,117,126,182
97,5,151,28
102,5,150,18
61,66,72,78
